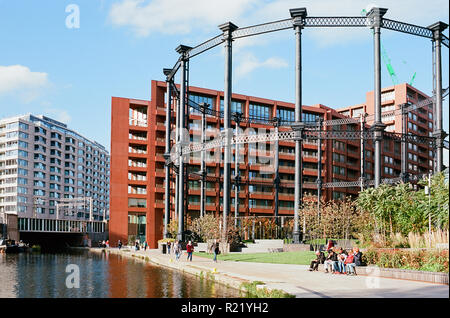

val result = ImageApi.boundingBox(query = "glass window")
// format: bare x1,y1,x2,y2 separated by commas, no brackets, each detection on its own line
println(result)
220,98,244,114
189,94,215,115
128,198,147,208
277,108,294,123
302,112,322,122
249,103,271,120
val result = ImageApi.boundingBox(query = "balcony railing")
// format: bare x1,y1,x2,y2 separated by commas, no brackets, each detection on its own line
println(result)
129,161,147,168
129,119,148,127
129,148,147,154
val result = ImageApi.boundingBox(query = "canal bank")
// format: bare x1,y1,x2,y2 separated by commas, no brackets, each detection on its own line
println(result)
91,247,449,298
90,247,251,295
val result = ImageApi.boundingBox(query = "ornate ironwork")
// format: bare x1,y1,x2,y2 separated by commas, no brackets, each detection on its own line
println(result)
167,58,181,81
187,34,225,59
323,180,362,188
302,130,375,140
232,18,293,39
384,132,436,147
304,16,368,27
381,18,433,39
442,34,449,48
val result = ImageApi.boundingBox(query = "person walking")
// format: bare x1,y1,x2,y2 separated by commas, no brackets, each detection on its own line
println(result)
213,240,220,263
175,240,182,261
186,241,194,262
118,240,122,250
167,241,172,255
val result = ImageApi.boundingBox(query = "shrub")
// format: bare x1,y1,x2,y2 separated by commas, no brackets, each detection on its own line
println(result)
362,248,448,272
240,282,294,298
158,238,176,244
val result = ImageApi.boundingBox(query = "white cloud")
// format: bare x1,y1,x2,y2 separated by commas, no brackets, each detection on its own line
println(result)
44,108,72,124
248,0,449,46
235,53,288,78
108,0,258,36
0,65,49,102
108,0,448,46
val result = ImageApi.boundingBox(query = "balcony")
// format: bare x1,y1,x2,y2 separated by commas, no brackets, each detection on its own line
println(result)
129,118,147,127
128,145,147,155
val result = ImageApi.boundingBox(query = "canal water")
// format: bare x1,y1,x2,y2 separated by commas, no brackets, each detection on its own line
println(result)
0,249,240,298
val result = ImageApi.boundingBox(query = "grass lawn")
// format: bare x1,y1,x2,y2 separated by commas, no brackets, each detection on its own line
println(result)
194,251,316,265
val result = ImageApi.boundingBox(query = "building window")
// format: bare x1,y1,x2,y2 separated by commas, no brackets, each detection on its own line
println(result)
128,198,147,208
302,112,321,122
249,103,271,120
220,98,243,115
277,108,294,123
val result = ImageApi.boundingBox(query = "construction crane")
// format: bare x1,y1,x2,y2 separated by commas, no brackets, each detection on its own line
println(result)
361,8,416,86
381,43,399,85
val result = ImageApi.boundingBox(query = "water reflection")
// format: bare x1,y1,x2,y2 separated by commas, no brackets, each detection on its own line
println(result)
0,250,239,298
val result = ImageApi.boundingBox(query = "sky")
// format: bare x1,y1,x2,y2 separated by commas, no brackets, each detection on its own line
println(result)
0,0,448,164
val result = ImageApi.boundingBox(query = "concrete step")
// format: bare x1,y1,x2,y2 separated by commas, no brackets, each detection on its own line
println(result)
240,240,284,253
254,239,284,246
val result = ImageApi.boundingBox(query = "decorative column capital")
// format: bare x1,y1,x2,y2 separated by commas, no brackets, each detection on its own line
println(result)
163,68,172,80
198,102,209,113
232,111,243,124
366,7,388,28
218,21,238,38
370,122,386,141
428,21,449,40
272,116,281,128
432,130,448,143
290,7,307,28
175,44,192,58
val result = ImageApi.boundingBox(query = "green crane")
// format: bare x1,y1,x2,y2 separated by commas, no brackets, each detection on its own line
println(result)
381,43,399,85
361,8,416,86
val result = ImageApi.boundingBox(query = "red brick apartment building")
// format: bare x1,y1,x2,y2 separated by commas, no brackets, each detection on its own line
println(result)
110,80,434,248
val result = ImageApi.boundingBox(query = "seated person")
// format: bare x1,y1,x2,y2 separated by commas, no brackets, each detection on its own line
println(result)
323,249,336,273
309,250,326,271
345,249,356,275
331,248,340,273
335,247,347,274
353,247,363,266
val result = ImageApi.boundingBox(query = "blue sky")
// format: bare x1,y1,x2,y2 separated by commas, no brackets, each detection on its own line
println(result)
0,0,448,164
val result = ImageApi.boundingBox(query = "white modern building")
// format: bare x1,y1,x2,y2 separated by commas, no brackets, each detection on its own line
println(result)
0,114,109,234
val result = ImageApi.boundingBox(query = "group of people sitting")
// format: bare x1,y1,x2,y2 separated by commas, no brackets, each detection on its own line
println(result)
309,246,363,276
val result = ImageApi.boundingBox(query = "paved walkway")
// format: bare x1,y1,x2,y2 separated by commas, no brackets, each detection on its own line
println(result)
96,248,449,298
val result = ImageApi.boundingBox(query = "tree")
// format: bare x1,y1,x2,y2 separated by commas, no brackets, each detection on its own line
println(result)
356,172,449,241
